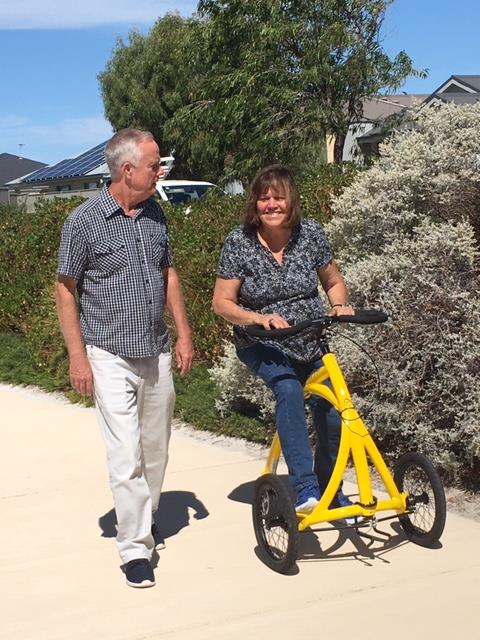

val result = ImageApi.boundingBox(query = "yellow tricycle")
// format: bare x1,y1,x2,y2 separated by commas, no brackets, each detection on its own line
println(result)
246,310,446,573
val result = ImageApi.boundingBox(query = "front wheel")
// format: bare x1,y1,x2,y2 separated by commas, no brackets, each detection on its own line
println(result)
394,452,446,547
252,474,298,573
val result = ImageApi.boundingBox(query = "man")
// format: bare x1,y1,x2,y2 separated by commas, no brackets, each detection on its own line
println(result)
55,128,194,588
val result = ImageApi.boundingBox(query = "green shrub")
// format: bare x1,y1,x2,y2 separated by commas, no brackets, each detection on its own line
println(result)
0,198,83,393
0,331,58,390
173,363,271,443
0,198,82,334
164,193,245,361
298,162,359,222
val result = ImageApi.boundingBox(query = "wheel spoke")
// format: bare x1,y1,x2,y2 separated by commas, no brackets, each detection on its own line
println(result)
404,467,436,533
263,516,289,557
394,452,446,547
252,474,299,572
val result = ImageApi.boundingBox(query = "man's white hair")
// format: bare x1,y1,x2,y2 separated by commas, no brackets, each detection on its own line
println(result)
105,128,155,181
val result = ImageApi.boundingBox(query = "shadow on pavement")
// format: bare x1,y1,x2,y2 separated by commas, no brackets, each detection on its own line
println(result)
228,475,294,505
228,480,256,505
98,490,210,540
297,520,410,567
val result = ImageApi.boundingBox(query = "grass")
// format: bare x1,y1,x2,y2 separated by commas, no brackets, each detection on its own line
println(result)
0,332,270,442
173,363,272,443
0,331,59,390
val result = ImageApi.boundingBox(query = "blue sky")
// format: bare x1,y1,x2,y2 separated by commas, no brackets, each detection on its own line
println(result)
1,0,479,165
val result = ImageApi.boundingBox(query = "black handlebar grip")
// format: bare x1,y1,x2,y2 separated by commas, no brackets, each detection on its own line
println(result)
244,319,312,338
336,309,388,325
243,309,388,338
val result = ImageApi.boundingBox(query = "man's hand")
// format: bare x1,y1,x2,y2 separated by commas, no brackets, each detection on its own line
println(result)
69,353,94,395
175,335,194,376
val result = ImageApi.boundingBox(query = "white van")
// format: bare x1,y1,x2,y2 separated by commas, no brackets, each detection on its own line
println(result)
156,179,218,205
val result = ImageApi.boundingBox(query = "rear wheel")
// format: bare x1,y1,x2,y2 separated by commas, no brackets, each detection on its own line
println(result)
394,452,446,547
252,474,298,573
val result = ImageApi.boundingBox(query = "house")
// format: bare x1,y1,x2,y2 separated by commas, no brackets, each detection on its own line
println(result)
0,153,47,204
422,75,480,107
326,94,427,163
7,141,111,201
356,75,480,157
8,141,174,211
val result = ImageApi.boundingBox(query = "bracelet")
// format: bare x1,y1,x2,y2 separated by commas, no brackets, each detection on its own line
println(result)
331,303,350,308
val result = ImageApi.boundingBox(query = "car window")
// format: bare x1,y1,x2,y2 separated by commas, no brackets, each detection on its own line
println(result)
162,184,213,204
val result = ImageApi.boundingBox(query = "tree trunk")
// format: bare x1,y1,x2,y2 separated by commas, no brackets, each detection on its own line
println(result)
333,133,346,164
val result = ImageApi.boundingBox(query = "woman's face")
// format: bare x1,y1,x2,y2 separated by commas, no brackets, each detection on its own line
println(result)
256,186,290,230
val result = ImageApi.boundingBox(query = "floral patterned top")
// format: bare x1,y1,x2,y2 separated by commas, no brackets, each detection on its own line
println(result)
217,218,333,362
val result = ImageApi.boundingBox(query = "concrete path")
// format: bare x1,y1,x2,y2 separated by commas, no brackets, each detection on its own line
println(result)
1,385,478,640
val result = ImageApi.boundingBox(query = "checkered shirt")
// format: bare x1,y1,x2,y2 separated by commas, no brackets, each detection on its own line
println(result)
58,185,173,358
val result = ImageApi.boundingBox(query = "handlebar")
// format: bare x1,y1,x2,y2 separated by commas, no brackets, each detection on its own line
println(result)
243,309,388,338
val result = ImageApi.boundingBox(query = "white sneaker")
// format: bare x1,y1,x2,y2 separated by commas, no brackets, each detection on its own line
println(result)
295,485,321,513
151,523,166,550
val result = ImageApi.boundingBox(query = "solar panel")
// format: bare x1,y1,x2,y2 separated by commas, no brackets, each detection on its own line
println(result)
24,158,74,182
25,141,108,183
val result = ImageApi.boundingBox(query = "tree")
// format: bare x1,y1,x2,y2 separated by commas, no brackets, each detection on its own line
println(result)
100,2,422,180
99,14,200,176
166,0,423,179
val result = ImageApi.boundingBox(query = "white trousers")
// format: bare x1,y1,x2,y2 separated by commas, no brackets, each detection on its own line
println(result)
87,345,175,564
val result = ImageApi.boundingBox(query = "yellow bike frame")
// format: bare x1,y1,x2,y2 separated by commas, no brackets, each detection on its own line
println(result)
261,351,408,531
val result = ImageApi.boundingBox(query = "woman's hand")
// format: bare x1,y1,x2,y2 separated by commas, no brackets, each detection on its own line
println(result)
318,260,354,317
256,313,290,330
328,304,355,317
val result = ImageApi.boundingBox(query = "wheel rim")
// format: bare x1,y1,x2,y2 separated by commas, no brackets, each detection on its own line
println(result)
257,486,292,561
402,464,437,535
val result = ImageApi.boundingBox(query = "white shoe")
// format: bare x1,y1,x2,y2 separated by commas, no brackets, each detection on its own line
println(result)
295,496,320,513
295,486,321,513
151,523,166,550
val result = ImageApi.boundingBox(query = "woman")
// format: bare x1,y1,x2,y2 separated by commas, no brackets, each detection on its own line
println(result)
212,165,354,513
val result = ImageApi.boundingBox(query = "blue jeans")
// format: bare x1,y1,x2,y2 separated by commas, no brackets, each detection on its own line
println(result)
237,342,342,493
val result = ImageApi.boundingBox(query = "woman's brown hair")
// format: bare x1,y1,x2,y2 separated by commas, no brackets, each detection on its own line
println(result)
243,165,301,232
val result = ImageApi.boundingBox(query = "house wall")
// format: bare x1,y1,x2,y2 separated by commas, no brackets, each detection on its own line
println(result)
326,123,374,164
342,123,374,163
9,188,99,212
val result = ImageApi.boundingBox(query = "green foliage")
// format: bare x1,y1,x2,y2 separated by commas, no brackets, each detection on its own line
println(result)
0,331,59,390
0,198,81,333
0,198,84,399
99,14,202,177
299,163,360,221
173,364,272,442
165,196,241,360
100,1,422,181
180,0,423,173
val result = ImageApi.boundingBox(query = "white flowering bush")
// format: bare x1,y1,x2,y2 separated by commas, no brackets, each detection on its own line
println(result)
209,340,276,423
210,103,480,486
332,220,480,482
327,103,480,486
328,102,480,260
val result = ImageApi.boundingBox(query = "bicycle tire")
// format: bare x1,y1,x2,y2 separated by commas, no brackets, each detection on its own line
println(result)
252,474,299,573
394,452,446,547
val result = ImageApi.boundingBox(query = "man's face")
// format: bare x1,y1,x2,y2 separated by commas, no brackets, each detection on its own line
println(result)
128,139,164,200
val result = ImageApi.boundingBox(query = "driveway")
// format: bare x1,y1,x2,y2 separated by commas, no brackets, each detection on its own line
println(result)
1,385,478,640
